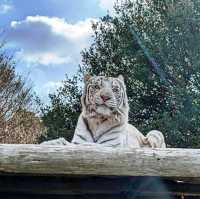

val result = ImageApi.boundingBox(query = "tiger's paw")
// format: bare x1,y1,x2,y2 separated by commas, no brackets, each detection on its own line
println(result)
146,130,166,148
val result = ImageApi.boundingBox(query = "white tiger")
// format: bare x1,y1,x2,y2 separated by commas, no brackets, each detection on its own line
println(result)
42,75,166,148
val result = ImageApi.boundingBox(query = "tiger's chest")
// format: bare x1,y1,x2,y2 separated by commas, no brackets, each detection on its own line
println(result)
72,115,129,147
87,118,126,146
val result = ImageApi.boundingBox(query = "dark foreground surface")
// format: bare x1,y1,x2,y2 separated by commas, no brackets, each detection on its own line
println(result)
0,175,199,199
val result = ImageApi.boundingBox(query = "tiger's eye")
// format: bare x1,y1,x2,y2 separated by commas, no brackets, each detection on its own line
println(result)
94,84,100,90
112,86,120,92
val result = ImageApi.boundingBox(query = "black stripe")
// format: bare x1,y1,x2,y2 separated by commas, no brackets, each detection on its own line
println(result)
99,137,118,144
111,143,121,147
82,117,95,142
97,124,121,141
76,134,87,141
73,142,80,144
85,84,90,105
117,80,125,106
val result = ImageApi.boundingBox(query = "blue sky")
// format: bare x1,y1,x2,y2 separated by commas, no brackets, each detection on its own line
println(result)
0,0,115,102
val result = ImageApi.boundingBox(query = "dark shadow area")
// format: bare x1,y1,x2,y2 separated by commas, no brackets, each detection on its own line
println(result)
0,175,199,199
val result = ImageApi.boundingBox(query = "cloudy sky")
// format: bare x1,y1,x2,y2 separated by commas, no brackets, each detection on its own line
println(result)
0,0,115,102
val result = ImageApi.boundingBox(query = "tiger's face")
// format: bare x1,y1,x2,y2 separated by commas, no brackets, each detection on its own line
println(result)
82,75,128,118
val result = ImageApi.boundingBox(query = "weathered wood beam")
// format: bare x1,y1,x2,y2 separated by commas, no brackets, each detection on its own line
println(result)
0,144,200,178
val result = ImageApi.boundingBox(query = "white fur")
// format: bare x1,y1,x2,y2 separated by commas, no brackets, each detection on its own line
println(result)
42,75,166,148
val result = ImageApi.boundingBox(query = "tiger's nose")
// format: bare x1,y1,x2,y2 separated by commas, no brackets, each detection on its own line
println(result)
100,94,111,102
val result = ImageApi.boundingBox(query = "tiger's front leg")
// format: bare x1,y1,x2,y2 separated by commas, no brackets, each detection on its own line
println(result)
40,137,71,145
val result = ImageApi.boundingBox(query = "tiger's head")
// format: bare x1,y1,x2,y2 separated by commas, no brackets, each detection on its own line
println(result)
81,75,129,123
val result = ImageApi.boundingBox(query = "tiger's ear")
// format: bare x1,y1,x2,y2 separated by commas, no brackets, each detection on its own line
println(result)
118,74,124,82
84,74,92,83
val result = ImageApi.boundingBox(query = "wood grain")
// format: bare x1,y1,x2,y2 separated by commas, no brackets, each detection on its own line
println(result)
0,144,199,178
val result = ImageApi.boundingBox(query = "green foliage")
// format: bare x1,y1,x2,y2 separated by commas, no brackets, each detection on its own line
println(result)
42,0,200,148
39,75,81,142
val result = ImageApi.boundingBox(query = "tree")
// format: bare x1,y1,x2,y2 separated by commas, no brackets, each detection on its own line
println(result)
39,75,81,142
0,47,44,143
42,0,200,148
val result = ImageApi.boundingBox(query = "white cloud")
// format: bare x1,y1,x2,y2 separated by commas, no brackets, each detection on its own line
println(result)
0,1,13,14
16,50,72,66
8,16,97,66
99,0,116,13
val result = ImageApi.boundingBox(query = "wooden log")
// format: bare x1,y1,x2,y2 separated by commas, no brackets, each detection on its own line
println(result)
0,144,200,178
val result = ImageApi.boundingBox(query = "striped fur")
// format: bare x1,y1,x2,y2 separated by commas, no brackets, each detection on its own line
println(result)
71,75,166,148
